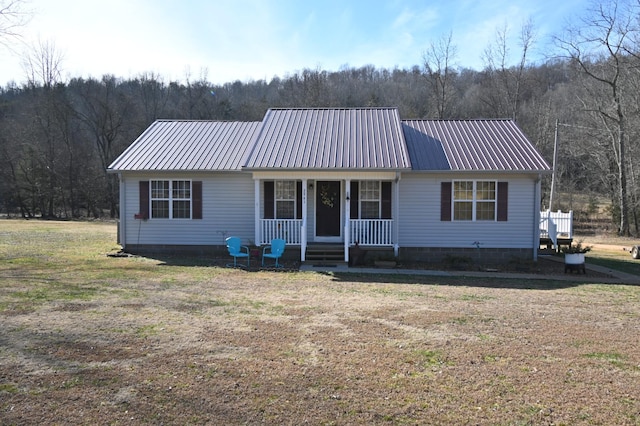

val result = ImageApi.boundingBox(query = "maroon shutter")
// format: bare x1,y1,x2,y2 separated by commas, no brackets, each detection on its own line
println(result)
192,181,202,219
381,181,392,219
139,181,149,219
497,182,508,221
440,182,452,221
264,181,274,219
296,181,302,219
350,181,359,219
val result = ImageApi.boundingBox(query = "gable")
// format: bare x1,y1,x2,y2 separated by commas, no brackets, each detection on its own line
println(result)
243,108,412,170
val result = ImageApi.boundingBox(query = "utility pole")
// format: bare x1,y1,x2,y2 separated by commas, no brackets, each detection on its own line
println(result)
549,119,559,211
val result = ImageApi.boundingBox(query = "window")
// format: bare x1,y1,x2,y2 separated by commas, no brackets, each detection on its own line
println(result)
150,180,191,219
453,180,496,221
360,181,380,219
275,180,296,219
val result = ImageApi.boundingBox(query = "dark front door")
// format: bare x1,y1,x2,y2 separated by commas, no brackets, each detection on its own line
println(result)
316,181,341,238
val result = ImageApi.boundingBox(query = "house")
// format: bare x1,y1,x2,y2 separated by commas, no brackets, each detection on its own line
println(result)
107,107,551,265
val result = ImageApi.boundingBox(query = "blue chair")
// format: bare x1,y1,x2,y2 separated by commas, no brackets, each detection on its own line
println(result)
226,237,250,267
262,238,286,267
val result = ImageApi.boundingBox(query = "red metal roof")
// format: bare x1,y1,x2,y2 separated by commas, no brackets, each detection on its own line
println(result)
108,111,551,174
402,119,550,172
107,120,260,171
243,108,412,170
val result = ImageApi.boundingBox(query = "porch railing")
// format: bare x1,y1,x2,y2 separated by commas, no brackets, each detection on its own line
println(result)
349,219,394,246
540,210,573,240
259,219,303,245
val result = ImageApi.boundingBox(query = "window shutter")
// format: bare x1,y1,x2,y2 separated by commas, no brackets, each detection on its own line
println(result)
497,182,508,221
350,181,359,219
381,181,392,219
296,181,302,219
440,182,452,221
192,181,202,219
139,181,149,219
264,181,274,219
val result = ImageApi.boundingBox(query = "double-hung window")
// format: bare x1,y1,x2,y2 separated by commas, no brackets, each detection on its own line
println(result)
275,180,296,219
150,180,192,219
453,180,496,221
360,181,381,219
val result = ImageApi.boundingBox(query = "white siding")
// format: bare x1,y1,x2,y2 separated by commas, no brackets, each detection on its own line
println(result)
398,173,537,249
122,172,255,247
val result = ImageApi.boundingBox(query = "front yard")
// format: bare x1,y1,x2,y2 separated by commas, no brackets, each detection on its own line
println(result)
0,220,639,425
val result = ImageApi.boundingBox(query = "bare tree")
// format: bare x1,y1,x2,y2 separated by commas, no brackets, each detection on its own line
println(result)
22,38,64,88
72,76,133,217
0,0,31,49
17,39,69,217
555,0,640,236
423,31,458,119
482,19,536,122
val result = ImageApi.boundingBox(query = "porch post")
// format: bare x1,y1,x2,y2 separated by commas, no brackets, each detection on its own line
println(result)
393,173,401,257
254,179,260,246
118,174,125,247
301,179,307,262
344,179,350,263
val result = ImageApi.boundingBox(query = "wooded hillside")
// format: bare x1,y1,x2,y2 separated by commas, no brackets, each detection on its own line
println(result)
1,1,639,236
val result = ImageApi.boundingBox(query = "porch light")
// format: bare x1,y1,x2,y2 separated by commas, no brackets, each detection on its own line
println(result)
308,182,314,190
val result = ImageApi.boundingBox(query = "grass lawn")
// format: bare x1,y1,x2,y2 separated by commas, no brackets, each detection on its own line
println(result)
0,220,639,425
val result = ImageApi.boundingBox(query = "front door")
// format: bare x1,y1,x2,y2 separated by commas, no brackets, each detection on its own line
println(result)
315,180,341,241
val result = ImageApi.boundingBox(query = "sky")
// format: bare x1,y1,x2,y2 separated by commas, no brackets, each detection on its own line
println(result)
0,0,587,87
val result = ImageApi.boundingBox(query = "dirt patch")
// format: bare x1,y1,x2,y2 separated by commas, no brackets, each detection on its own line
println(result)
1,222,639,425
2,270,639,425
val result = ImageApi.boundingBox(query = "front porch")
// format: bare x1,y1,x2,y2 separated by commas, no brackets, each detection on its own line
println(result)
258,218,395,261
253,173,400,263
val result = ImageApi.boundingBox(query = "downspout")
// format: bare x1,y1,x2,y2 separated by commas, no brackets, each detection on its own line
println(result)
118,174,125,249
254,179,260,246
533,175,542,262
393,172,401,257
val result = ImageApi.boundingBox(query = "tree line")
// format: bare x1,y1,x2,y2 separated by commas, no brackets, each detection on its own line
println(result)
1,0,639,236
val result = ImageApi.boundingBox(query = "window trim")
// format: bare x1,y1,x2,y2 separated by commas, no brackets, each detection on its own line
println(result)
150,179,193,220
274,180,296,219
452,180,497,222
359,180,381,219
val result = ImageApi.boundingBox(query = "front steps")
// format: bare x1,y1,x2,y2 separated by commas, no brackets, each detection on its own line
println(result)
304,244,345,265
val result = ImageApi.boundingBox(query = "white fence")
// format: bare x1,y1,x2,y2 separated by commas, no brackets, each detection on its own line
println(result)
349,219,394,246
540,210,573,246
259,219,303,245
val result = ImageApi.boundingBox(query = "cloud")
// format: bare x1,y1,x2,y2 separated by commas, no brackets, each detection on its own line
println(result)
0,0,587,86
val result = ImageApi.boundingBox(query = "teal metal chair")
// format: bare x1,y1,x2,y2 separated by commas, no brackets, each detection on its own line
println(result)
226,237,250,267
262,238,286,267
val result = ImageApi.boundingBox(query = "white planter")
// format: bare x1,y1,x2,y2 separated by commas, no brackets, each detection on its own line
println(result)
564,253,585,265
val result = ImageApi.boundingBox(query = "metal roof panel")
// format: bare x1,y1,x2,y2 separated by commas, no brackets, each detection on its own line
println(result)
108,120,261,171
243,108,412,170
402,119,551,172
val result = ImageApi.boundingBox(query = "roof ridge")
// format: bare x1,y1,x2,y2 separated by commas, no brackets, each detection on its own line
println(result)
267,107,399,111
401,118,513,122
153,119,260,123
